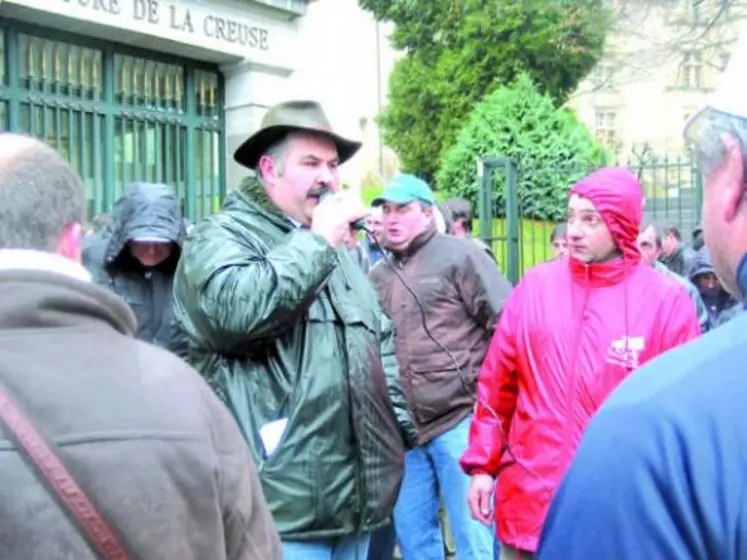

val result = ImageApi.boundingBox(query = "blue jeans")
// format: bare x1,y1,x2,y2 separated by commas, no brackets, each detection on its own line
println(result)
282,533,371,560
394,415,495,559
368,522,396,559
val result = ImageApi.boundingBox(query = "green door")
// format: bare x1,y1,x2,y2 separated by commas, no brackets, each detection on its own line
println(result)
0,20,225,222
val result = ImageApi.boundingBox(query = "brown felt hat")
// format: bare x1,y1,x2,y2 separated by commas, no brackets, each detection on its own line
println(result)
233,100,362,170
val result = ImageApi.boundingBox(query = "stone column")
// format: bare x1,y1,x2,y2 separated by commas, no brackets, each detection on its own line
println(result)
222,61,294,189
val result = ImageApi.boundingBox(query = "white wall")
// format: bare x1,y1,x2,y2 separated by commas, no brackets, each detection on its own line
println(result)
286,0,398,188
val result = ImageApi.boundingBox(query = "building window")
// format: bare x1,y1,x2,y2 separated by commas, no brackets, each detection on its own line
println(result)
591,63,615,90
594,110,617,150
679,52,703,88
10,30,224,221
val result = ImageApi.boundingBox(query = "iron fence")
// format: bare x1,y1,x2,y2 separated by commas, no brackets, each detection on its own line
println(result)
0,20,225,222
477,154,703,284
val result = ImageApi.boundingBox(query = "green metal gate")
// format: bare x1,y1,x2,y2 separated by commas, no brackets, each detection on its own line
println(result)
478,154,704,284
477,156,521,285
0,19,225,222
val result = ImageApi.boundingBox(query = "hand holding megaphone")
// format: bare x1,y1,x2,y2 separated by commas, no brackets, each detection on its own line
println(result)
311,190,371,248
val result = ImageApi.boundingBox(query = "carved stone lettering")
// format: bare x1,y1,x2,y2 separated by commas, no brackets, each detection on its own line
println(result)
133,0,158,24
60,0,272,54
203,14,269,51
169,6,194,33
63,0,121,14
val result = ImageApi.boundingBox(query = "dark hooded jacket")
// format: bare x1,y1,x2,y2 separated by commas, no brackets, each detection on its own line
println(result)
689,247,741,330
83,183,187,355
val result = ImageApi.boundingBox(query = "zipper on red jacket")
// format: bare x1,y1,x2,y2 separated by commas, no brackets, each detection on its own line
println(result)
561,264,591,459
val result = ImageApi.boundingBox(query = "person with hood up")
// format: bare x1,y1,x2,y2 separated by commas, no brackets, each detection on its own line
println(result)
537,24,747,559
460,166,701,559
83,183,187,356
689,245,741,330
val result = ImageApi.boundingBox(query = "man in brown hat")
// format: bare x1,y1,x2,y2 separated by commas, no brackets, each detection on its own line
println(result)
174,100,416,560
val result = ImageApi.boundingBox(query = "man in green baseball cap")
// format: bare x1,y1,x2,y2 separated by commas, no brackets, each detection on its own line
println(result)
372,174,436,207
369,174,511,560
371,174,437,251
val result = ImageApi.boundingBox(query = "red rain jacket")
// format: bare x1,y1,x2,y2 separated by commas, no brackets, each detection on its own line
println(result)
460,168,701,552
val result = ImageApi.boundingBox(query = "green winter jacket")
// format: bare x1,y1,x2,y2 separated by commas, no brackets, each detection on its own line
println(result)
172,177,416,540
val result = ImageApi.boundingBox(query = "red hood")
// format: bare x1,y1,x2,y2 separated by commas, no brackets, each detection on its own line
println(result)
569,167,643,284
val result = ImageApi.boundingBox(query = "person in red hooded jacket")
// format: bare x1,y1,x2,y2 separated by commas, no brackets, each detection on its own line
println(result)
460,167,701,559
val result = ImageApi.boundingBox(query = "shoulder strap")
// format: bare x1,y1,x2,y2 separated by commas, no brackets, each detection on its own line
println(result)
0,384,131,560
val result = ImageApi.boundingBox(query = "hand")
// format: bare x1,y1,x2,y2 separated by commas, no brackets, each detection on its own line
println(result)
311,192,370,248
467,473,495,526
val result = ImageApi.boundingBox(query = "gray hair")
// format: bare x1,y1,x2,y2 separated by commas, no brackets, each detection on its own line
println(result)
0,134,85,250
692,108,747,181
258,136,290,180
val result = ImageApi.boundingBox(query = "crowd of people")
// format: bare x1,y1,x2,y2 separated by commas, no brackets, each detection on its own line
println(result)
0,24,745,560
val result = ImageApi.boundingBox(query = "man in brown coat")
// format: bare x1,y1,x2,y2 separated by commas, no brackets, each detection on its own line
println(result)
0,133,280,559
369,174,512,559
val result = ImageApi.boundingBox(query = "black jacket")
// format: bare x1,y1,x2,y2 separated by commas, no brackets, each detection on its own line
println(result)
83,183,187,355
660,245,695,277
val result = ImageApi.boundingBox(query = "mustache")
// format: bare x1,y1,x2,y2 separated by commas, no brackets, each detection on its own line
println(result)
308,183,332,197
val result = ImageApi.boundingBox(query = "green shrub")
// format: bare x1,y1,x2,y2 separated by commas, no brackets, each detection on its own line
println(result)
361,184,385,206
437,74,604,222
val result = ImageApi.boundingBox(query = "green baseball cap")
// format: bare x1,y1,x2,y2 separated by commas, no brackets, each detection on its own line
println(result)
372,174,436,207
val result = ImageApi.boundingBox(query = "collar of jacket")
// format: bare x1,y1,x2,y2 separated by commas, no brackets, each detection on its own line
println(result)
568,254,640,287
390,226,437,262
0,268,136,333
0,249,92,282
236,175,295,232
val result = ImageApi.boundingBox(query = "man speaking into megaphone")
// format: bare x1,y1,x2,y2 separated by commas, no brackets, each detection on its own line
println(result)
173,100,417,560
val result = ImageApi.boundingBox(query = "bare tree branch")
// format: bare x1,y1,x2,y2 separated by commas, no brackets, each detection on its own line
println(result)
570,0,744,97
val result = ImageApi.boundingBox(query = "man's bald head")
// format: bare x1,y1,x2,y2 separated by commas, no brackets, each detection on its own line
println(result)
0,133,85,252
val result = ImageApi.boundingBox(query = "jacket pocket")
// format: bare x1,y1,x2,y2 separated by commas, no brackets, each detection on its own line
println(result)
408,352,473,427
330,300,379,335
256,418,294,471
